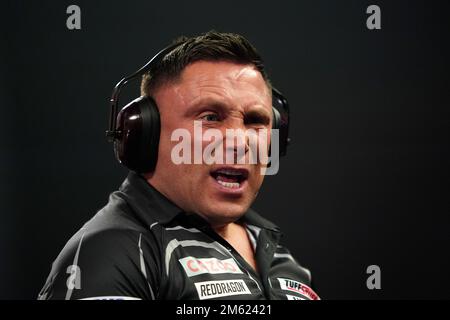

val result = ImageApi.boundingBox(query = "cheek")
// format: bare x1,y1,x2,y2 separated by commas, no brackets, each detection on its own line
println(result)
159,116,193,164
158,117,174,159
251,172,265,188
262,129,271,153
156,135,175,168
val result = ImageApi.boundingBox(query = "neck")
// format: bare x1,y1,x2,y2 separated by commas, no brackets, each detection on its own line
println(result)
212,221,243,240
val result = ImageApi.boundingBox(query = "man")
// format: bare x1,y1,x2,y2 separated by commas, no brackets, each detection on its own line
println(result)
38,31,319,300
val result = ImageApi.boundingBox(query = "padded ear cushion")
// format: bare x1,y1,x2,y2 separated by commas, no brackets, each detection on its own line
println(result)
272,107,281,130
138,96,161,172
268,107,281,159
114,96,160,173
271,89,290,157
278,107,289,157
272,105,289,157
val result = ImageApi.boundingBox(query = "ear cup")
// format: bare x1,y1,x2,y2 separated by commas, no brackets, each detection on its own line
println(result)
114,96,160,173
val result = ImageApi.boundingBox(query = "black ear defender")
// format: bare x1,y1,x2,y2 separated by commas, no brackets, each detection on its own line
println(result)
106,42,290,173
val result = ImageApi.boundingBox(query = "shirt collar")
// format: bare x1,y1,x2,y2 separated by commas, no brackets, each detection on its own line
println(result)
117,171,281,233
241,208,281,233
118,171,183,225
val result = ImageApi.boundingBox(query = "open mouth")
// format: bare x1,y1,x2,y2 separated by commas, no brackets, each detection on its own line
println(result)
210,167,249,189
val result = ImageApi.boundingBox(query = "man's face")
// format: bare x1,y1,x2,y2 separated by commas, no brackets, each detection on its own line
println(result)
146,61,272,227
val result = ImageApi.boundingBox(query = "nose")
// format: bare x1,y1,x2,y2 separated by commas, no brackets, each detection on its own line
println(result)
223,119,249,164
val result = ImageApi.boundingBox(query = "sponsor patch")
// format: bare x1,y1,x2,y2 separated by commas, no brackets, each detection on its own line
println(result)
194,279,251,300
278,278,320,300
179,256,243,277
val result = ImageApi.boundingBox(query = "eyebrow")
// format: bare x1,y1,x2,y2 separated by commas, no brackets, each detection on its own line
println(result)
184,97,271,121
244,108,271,125
184,98,228,117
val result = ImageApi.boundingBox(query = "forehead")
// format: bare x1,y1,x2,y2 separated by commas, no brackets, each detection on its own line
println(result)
180,60,265,84
171,61,271,107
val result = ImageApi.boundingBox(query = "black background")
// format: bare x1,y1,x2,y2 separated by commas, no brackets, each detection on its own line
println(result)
1,0,449,299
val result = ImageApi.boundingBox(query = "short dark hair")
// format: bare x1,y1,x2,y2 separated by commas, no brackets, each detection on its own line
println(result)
140,30,271,96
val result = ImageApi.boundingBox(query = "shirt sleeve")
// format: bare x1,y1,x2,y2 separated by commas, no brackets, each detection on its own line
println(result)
38,228,160,300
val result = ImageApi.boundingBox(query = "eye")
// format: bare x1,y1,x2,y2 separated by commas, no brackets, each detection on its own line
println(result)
244,113,270,126
200,113,220,122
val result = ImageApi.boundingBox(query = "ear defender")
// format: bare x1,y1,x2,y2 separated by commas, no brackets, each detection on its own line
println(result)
114,96,160,173
107,43,290,173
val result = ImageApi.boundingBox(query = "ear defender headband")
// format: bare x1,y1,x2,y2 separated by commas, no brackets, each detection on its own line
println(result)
106,41,290,173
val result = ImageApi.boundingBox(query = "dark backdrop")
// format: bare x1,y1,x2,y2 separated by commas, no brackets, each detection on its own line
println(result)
1,0,449,299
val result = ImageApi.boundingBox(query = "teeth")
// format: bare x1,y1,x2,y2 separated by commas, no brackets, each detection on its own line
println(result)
216,169,242,176
216,179,240,189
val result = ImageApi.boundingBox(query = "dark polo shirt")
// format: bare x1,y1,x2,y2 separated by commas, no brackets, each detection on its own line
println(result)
38,172,318,300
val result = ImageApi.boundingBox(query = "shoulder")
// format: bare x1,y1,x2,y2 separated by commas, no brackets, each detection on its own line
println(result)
54,193,147,258
54,190,163,272
38,193,161,300
85,191,157,233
